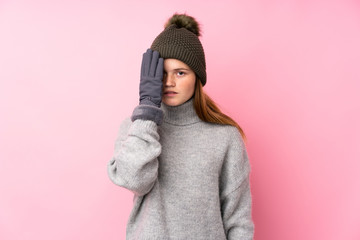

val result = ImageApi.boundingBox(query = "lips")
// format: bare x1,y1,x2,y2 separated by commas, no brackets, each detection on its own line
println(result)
164,91,177,96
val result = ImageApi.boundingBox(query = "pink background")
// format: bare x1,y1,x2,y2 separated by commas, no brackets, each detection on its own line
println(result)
1,0,359,239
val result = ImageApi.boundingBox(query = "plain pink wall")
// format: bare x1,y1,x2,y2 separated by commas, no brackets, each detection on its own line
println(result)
1,0,359,239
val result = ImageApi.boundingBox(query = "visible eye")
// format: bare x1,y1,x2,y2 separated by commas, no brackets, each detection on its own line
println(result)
177,71,185,76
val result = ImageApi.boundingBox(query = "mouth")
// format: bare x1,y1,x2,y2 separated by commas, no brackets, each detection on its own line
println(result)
163,91,178,97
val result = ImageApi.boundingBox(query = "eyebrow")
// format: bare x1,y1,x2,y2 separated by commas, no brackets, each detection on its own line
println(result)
173,68,190,71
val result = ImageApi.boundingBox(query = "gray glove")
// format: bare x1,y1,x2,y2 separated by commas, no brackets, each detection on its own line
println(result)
139,49,164,107
131,49,164,125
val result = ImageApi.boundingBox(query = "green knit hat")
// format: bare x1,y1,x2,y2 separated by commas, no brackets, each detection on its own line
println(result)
150,14,207,86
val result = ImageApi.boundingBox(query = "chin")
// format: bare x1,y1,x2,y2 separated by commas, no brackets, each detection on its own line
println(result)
163,99,183,107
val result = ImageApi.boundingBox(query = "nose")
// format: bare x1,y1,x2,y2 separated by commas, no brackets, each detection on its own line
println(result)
163,74,175,87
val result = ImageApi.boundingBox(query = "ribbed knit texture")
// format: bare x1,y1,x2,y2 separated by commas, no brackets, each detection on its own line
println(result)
151,24,207,86
107,97,254,239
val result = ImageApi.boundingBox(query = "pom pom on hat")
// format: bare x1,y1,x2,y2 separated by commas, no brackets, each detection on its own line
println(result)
164,13,201,37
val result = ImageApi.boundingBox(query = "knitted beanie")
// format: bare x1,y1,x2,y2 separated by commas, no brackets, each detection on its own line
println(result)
150,14,207,86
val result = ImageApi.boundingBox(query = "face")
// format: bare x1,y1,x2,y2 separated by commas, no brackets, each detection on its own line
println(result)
162,59,196,106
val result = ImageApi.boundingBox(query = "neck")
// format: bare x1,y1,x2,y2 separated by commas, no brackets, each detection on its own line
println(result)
160,97,201,126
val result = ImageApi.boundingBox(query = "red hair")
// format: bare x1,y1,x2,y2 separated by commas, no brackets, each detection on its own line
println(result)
193,78,246,141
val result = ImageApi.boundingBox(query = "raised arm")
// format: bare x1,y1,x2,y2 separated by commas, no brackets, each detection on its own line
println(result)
107,118,161,196
107,49,164,196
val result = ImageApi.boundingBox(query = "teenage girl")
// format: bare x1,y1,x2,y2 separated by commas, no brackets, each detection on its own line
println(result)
107,13,254,240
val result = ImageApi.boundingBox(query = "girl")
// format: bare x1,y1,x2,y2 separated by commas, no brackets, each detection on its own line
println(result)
107,13,254,240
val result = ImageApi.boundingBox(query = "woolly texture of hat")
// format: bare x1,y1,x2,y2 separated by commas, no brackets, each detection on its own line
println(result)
150,14,207,86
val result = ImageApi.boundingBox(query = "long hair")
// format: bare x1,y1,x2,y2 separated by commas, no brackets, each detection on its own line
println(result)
193,78,247,141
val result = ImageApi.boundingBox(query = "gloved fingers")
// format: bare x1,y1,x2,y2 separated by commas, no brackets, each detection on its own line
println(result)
143,49,152,76
149,50,160,77
156,57,164,78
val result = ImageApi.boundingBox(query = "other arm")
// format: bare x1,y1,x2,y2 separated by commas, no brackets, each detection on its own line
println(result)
220,128,254,239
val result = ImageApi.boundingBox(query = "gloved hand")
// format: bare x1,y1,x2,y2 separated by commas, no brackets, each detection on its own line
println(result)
139,49,164,108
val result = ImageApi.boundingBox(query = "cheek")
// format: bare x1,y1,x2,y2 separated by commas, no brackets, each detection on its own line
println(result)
183,77,196,93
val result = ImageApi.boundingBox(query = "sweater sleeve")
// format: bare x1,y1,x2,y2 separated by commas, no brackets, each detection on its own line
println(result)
220,127,254,240
107,116,162,196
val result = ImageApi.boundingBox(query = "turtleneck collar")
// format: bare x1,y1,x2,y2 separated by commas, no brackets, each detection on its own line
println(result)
160,96,201,126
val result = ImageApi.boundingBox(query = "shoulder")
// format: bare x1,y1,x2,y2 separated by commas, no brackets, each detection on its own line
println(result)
204,122,246,149
217,124,250,197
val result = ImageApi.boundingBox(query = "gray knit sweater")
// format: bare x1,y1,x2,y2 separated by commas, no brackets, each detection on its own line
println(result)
107,97,254,240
